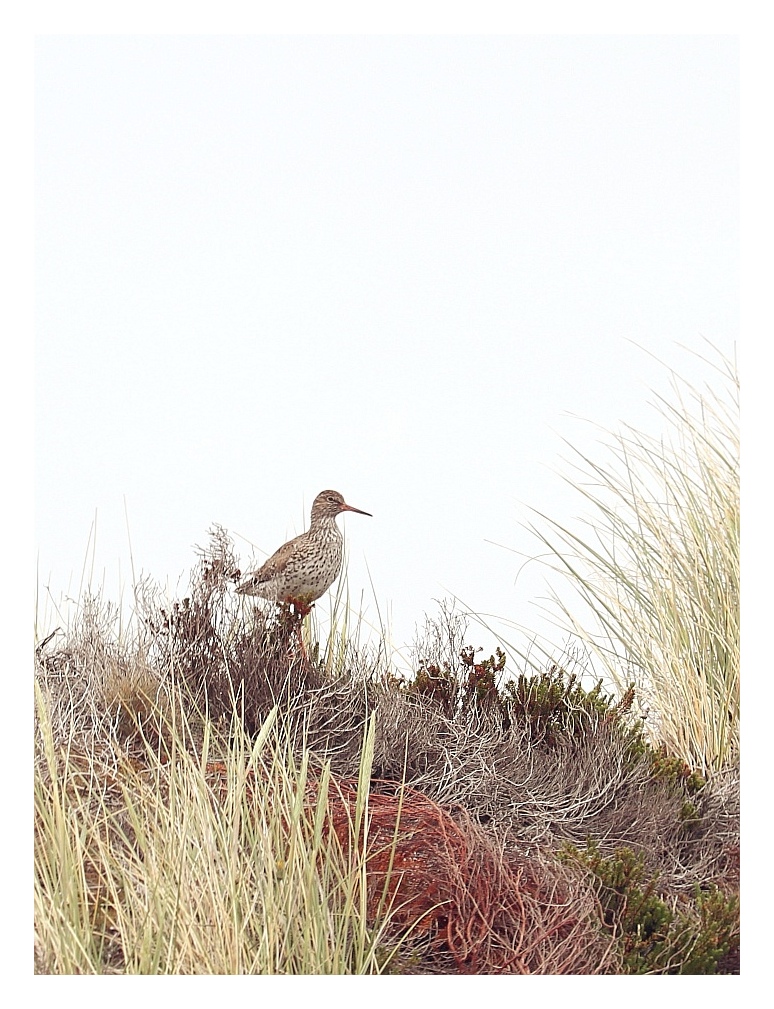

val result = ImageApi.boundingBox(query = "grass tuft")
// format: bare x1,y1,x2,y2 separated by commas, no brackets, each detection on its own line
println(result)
527,344,739,773
34,688,407,975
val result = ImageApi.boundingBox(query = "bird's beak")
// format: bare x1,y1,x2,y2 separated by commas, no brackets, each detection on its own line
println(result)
342,503,372,517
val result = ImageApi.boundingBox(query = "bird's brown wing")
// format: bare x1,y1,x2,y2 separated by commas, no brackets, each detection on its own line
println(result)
236,531,305,594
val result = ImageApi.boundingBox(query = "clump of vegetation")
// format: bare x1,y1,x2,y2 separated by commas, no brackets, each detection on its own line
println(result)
529,344,739,774
34,687,412,975
500,666,636,747
559,841,739,974
410,642,505,716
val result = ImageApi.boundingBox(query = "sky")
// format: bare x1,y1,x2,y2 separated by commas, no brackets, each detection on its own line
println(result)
34,33,739,671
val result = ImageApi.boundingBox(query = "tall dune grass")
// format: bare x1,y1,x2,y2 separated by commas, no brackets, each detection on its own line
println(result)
34,686,405,975
529,346,739,773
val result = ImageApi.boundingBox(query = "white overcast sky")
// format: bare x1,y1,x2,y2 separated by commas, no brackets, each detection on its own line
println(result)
33,31,742,667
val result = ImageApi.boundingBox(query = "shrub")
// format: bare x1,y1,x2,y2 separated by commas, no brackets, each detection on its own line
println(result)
560,841,740,974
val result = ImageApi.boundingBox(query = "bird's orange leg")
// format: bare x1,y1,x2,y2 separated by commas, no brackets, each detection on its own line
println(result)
283,598,314,660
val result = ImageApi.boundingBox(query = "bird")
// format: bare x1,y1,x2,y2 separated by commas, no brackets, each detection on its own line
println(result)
235,490,372,616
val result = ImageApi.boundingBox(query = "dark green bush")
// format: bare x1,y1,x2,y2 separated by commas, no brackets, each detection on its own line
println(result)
560,841,739,974
500,665,639,746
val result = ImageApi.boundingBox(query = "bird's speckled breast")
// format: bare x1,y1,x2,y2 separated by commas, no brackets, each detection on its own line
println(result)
264,519,344,604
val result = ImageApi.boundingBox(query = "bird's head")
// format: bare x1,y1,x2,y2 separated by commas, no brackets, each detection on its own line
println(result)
311,490,372,521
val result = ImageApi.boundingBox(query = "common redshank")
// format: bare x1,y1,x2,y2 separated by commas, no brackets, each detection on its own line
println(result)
236,490,371,615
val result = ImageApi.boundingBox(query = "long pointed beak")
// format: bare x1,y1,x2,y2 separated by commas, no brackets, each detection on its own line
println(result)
341,503,372,517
